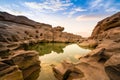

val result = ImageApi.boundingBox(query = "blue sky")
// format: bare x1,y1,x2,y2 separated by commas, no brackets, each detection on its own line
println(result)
0,0,120,37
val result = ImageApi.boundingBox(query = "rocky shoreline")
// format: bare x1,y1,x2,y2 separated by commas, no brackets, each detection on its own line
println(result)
0,12,82,80
53,12,120,80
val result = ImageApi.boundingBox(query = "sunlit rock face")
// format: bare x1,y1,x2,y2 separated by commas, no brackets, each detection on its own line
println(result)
53,12,120,80
91,12,120,41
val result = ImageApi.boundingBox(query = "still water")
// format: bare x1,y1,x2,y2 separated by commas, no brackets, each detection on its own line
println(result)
25,43,91,80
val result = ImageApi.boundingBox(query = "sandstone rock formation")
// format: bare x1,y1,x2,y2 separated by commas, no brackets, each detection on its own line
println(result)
0,62,23,80
0,50,40,80
79,39,98,48
0,11,82,53
91,12,120,40
53,12,120,80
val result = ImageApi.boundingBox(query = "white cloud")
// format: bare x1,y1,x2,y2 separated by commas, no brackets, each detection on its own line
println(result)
75,14,109,21
89,0,120,12
74,7,86,12
67,7,86,17
24,0,73,12
106,7,120,12
0,5,29,16
90,0,103,8
76,15,98,21
68,11,76,17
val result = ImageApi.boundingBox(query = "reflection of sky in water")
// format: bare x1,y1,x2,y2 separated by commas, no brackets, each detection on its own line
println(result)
37,44,91,80
40,44,90,63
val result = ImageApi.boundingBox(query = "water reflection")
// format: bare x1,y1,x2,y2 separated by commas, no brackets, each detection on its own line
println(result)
24,43,91,80
24,65,40,80
25,43,69,55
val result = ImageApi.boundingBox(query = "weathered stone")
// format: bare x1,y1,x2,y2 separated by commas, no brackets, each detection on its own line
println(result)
0,62,10,72
53,60,109,80
0,64,23,80
79,39,98,48
23,64,40,80
0,50,41,80
91,12,120,41
104,54,120,80
11,50,40,69
53,26,64,32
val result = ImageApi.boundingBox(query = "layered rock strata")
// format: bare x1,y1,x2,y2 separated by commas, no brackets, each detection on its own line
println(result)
0,50,40,80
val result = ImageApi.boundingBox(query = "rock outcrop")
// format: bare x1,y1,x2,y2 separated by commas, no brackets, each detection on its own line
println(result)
53,12,120,80
105,54,120,80
0,62,23,80
0,11,82,52
91,12,120,41
79,39,98,48
0,50,40,80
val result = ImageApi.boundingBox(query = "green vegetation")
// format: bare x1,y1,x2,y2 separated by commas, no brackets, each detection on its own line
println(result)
23,43,70,55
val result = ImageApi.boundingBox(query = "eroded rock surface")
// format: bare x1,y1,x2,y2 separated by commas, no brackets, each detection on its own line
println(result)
53,12,120,80
105,54,120,80
91,12,120,40
0,50,40,80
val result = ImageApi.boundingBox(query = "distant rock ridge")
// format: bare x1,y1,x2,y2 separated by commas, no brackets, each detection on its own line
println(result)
0,11,82,52
53,12,120,80
0,12,51,28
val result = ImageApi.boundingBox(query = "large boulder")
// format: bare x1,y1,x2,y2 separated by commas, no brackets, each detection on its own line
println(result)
79,39,98,48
